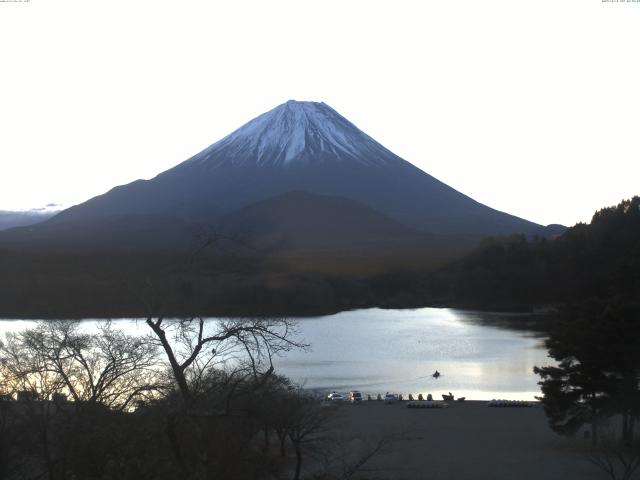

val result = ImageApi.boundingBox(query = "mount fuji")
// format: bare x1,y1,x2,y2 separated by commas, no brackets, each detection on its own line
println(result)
1,100,559,252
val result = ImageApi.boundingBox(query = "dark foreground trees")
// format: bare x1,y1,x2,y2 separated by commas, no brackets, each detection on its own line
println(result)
144,316,303,408
429,196,640,309
0,318,363,480
141,316,315,479
587,426,640,480
0,321,168,480
535,303,640,478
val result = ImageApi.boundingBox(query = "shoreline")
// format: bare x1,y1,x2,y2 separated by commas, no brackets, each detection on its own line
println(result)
0,304,554,321
314,393,543,403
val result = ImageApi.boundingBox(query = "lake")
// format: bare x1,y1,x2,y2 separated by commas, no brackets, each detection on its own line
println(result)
0,307,553,400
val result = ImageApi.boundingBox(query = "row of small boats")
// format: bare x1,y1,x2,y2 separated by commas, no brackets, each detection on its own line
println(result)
488,399,534,407
407,399,535,408
407,400,447,409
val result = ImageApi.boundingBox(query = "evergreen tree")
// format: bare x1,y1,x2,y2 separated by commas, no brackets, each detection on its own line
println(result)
535,303,640,446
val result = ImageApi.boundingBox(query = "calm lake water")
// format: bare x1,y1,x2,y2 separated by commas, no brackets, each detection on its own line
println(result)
0,308,553,400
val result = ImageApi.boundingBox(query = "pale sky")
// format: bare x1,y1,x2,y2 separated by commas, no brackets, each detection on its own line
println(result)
1,0,638,227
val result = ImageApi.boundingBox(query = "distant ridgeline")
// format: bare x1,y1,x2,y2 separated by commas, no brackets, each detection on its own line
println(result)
0,101,634,316
0,197,635,317
0,210,58,231
0,100,557,256
425,196,640,310
0,100,572,317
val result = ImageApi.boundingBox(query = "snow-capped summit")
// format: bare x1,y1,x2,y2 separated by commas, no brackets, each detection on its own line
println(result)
34,100,550,240
186,100,403,168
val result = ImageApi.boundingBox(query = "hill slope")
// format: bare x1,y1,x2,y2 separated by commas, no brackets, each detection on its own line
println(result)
0,210,58,231
216,191,430,254
426,196,640,308
0,191,477,262
40,100,550,244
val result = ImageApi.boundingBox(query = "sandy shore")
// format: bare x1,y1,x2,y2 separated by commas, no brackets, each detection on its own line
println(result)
328,400,600,480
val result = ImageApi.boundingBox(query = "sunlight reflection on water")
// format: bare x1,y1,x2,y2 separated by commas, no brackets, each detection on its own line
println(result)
0,307,552,400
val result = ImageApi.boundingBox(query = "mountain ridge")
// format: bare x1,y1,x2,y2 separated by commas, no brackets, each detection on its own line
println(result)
0,210,59,231
215,190,426,254
183,100,404,169
2,100,560,253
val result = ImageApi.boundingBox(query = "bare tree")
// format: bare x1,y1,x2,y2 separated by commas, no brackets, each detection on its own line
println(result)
145,316,306,408
588,426,640,480
286,395,332,480
311,434,393,480
0,321,169,480
0,332,66,404
1,321,166,410
0,333,69,479
0,350,31,480
142,316,307,479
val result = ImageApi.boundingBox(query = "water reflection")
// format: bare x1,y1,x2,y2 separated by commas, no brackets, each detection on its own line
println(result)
0,307,553,400
272,308,553,400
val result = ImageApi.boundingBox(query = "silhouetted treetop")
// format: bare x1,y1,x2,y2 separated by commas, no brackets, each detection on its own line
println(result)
427,196,640,309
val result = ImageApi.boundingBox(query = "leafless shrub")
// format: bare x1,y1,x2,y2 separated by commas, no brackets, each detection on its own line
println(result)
587,425,640,480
